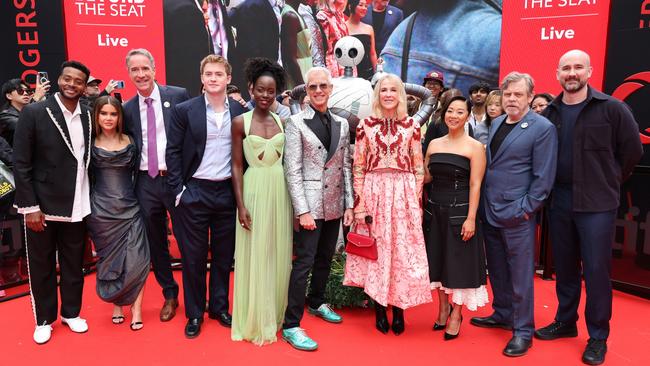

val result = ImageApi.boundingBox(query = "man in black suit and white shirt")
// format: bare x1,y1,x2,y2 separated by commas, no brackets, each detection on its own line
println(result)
14,60,93,344
123,48,191,323
166,54,246,338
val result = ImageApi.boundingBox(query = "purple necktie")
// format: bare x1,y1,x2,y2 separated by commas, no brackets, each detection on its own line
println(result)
145,97,158,178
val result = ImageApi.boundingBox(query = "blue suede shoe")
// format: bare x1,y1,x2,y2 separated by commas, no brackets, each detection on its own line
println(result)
282,327,318,351
308,304,342,323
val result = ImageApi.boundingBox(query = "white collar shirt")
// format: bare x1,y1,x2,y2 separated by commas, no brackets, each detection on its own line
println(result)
192,95,232,181
138,84,167,171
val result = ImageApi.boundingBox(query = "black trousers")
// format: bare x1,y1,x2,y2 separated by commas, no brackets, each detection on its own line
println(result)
173,178,236,319
283,218,340,329
549,186,616,340
26,220,86,325
135,172,179,300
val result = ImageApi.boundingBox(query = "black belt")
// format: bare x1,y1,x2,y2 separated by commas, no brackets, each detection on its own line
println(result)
139,170,167,177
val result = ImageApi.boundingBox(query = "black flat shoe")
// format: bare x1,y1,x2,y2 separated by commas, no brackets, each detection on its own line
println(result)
130,321,143,331
433,305,453,331
582,338,607,365
375,303,389,334
470,315,512,330
534,321,578,340
391,307,404,335
208,311,232,328
185,318,204,339
503,336,532,357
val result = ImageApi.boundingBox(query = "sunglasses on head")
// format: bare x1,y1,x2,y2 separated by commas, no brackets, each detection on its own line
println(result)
307,83,330,91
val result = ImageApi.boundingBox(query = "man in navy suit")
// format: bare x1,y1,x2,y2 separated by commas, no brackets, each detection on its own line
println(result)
166,54,246,338
470,72,557,357
123,48,191,323
361,0,404,56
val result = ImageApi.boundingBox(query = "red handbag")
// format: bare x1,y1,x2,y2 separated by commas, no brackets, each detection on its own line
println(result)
346,222,378,260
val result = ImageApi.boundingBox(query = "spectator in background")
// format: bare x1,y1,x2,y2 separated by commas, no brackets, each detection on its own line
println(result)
361,0,403,56
0,79,32,146
345,0,377,80
163,0,235,96
531,93,554,114
81,76,118,110
467,81,491,145
485,90,504,133
318,0,350,78
298,0,327,67
282,0,314,89
230,0,283,97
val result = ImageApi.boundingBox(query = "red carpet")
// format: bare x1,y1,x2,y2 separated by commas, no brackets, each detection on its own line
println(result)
2,272,649,366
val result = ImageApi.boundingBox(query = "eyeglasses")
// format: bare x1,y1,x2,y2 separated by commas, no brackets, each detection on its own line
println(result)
16,88,32,96
307,83,330,92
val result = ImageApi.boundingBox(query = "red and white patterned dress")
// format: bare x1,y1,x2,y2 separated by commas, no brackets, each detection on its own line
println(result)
317,7,349,78
344,116,432,309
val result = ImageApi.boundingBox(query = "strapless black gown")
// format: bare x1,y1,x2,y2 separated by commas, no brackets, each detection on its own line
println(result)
351,34,374,80
87,143,150,306
424,153,486,289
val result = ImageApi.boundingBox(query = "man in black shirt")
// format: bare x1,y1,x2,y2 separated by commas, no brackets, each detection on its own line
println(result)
535,50,643,366
361,0,404,56
471,72,557,358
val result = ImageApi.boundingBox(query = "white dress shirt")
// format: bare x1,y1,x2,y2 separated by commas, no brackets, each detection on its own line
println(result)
193,95,232,180
138,84,167,171
176,96,232,206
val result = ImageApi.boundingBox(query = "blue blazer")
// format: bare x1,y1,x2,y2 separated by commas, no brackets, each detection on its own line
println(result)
481,110,558,228
123,84,191,160
361,4,404,55
165,95,246,196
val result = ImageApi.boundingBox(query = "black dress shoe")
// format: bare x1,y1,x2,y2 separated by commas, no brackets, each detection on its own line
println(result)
444,313,463,341
185,318,204,339
582,338,607,365
534,321,578,340
503,336,532,357
470,315,512,330
391,307,404,335
208,311,232,328
374,303,389,334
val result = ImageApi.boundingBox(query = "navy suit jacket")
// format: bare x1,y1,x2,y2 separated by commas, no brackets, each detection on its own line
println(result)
165,95,246,196
481,110,558,228
361,4,404,55
123,84,191,165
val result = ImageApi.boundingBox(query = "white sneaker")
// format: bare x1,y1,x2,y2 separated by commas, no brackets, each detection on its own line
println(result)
61,317,88,333
33,324,52,344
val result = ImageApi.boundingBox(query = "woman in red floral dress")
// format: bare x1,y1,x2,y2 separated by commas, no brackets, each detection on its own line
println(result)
344,73,432,335
317,0,349,77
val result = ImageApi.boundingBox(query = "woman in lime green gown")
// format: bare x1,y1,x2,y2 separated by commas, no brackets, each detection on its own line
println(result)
231,58,292,345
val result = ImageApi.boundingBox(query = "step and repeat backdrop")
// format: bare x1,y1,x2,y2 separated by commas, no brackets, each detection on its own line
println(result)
1,0,649,296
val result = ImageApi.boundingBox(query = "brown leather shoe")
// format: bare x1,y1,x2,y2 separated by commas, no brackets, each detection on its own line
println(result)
160,298,179,322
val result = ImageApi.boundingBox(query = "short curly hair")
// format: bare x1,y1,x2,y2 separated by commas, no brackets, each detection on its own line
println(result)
244,57,286,92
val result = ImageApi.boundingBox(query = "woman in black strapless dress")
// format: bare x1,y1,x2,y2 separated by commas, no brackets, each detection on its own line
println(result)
87,96,150,331
423,96,488,340
346,0,377,80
